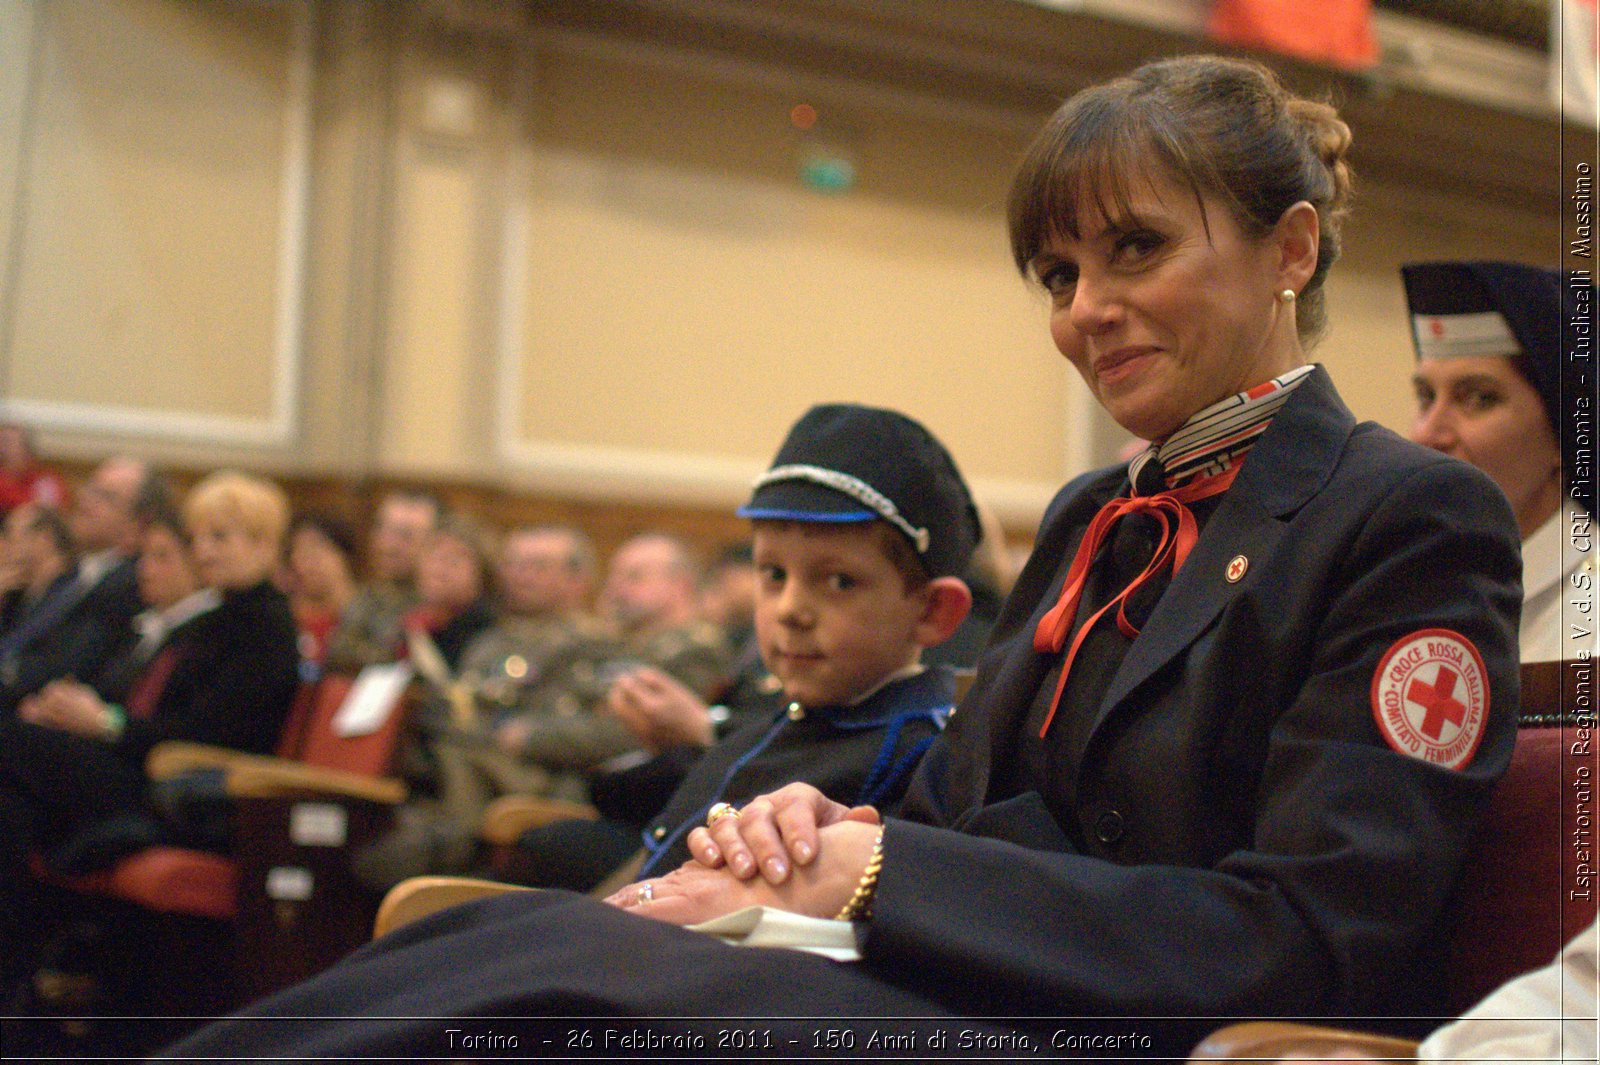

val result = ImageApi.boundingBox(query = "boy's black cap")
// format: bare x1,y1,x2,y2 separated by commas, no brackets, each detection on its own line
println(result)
738,404,980,579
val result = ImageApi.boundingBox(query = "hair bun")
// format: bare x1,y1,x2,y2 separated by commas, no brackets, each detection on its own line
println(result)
1288,97,1354,217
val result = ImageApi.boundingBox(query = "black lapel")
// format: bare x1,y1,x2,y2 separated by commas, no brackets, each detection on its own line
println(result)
1092,365,1357,730
944,467,1127,809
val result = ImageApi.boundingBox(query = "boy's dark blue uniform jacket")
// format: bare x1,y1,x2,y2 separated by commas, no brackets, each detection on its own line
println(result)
156,368,1522,1059
637,665,953,877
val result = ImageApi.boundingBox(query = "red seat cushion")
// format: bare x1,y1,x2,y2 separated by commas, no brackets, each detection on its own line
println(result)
34,848,240,921
1446,726,1596,1012
108,847,240,920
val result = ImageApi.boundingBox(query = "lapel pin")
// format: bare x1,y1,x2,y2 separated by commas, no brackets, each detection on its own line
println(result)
1225,555,1249,583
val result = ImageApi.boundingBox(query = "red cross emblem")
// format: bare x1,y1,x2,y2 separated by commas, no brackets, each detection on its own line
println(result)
1370,629,1489,770
1225,555,1248,583
1407,667,1465,741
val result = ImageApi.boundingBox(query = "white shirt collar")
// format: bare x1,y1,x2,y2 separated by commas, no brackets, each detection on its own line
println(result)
134,588,221,647
1520,500,1579,600
76,549,127,589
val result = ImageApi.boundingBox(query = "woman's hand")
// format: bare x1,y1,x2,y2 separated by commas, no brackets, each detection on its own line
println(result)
19,679,112,738
686,782,881,884
608,819,882,926
605,667,714,752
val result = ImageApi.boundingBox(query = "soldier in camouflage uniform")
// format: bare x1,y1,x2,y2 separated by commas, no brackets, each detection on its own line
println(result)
428,526,609,820
323,490,442,672
354,529,729,889
491,533,730,793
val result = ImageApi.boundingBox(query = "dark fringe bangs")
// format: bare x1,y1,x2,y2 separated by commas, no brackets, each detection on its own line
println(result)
1007,90,1220,278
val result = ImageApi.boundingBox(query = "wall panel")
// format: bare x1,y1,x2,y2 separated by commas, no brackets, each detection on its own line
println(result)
495,40,1075,521
0,0,309,446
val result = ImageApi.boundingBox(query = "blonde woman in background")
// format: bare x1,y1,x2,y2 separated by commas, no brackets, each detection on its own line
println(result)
0,472,299,982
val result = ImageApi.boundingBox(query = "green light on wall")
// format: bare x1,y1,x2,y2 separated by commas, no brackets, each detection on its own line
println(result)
799,155,856,193
790,101,856,193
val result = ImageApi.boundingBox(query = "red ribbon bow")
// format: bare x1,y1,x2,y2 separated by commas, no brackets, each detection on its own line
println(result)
1032,463,1241,738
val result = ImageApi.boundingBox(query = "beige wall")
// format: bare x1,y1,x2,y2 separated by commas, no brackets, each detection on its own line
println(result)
493,39,1071,518
0,0,1572,535
1,0,306,446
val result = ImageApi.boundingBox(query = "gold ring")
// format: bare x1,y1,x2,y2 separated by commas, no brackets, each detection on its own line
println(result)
636,882,654,904
705,802,740,828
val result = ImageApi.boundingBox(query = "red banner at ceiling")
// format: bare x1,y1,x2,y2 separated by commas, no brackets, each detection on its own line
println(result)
1208,0,1379,70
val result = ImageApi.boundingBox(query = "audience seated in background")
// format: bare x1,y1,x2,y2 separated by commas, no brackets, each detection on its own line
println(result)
0,471,299,991
490,531,730,773
454,524,604,703
82,504,219,710
397,513,497,677
324,489,441,672
0,504,79,647
352,528,729,891
0,422,67,516
596,539,771,766
509,404,977,893
0,456,164,716
284,510,360,677
1403,261,1595,661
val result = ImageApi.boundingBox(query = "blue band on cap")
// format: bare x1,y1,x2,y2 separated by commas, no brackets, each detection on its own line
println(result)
745,464,931,553
737,506,877,524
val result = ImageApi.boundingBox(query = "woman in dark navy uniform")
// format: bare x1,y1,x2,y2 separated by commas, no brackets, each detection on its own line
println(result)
157,55,1522,1060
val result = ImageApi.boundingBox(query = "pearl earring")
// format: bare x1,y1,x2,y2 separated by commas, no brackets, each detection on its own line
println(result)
1277,289,1297,304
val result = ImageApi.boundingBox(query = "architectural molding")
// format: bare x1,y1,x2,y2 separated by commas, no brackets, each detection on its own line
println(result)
0,0,314,450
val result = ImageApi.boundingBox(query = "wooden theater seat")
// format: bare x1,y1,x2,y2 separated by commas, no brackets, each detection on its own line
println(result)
373,875,535,939
42,674,405,913
34,670,414,1003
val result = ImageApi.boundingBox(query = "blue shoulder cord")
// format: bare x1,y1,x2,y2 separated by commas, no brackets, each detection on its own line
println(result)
636,703,950,880
854,708,947,808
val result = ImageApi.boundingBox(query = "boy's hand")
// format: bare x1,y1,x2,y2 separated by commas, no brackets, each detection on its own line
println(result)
609,819,882,925
687,782,879,884
605,667,715,752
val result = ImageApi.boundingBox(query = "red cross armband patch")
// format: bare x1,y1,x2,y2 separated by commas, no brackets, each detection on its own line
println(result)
1370,629,1489,770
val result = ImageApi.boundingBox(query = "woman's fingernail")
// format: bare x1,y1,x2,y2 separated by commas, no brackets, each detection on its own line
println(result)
731,853,754,877
764,856,788,881
793,841,814,863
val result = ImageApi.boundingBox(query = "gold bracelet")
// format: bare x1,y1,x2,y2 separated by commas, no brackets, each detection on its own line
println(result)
834,828,885,921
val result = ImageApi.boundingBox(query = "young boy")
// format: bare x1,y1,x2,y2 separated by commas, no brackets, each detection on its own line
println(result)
513,403,980,887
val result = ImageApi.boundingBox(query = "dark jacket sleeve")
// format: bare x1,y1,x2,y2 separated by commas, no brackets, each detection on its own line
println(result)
117,584,301,762
861,456,1522,1020
0,563,142,711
